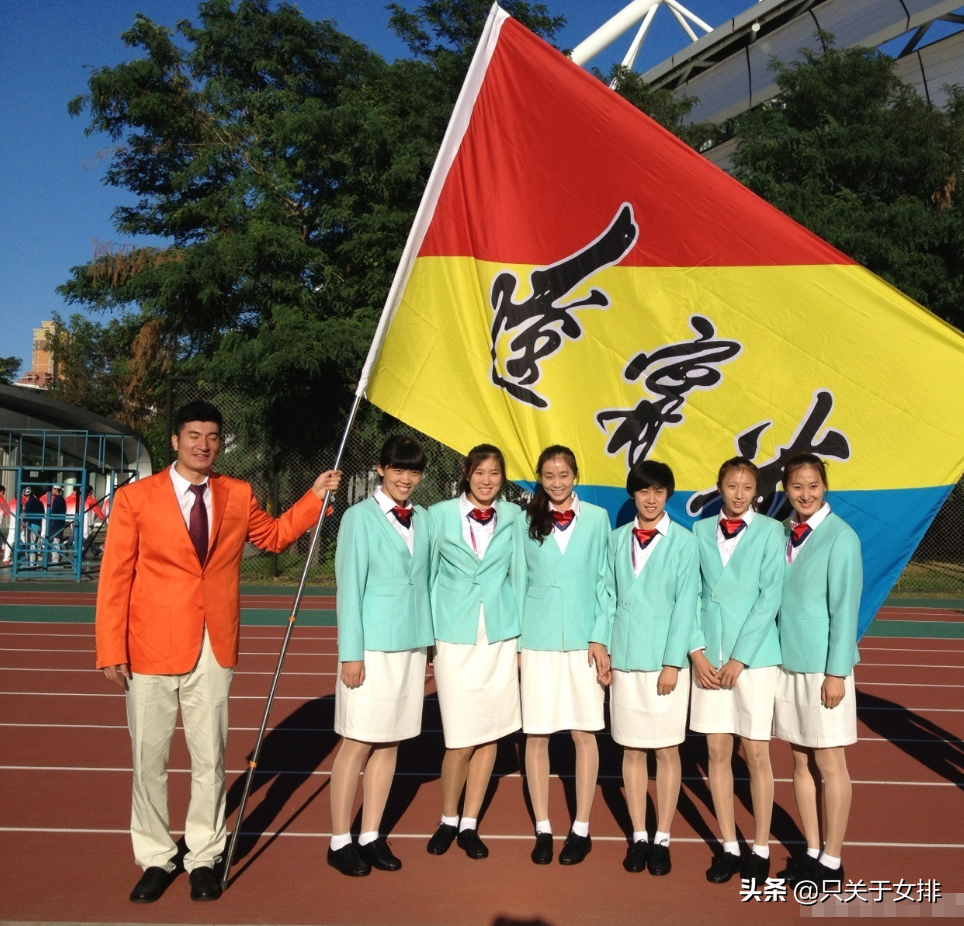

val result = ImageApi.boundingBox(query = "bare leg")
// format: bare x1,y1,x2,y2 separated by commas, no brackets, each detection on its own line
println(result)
790,744,821,852
813,746,851,858
706,733,736,843
440,746,473,818
742,738,774,849
571,730,599,825
525,734,550,823
330,737,373,834
622,747,649,833
654,746,681,835
360,743,399,834
463,743,498,820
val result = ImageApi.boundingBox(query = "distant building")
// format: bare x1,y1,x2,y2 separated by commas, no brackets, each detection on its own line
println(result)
16,320,58,390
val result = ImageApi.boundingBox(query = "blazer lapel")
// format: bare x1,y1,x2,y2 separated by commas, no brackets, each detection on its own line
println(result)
366,496,412,559
207,474,229,555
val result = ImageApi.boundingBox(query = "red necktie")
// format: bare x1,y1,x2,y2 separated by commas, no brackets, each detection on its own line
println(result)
392,506,413,528
551,509,575,531
188,484,208,565
790,522,812,547
719,518,746,540
633,527,658,548
468,507,495,524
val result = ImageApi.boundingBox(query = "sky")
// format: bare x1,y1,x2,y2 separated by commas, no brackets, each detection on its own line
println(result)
0,0,761,376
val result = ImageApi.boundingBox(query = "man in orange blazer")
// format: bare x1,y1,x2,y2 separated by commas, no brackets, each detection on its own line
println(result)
96,400,341,903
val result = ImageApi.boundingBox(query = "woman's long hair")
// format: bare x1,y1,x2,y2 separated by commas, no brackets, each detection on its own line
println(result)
526,445,578,543
457,444,506,499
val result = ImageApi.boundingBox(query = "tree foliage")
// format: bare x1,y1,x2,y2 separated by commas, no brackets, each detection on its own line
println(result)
731,39,964,328
0,356,20,385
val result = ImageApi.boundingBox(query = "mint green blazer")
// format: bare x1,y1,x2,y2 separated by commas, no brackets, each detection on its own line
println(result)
779,512,861,677
604,521,699,671
519,502,611,651
693,515,783,669
334,496,436,662
429,498,524,644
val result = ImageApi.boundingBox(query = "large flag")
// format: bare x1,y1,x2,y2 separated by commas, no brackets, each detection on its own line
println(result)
357,4,964,636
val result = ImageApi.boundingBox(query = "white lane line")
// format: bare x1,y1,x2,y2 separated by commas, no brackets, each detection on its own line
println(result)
0,666,338,677
0,766,960,787
0,647,337,656
0,826,960,848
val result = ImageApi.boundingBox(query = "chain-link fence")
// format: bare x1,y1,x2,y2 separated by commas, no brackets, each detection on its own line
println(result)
165,377,964,595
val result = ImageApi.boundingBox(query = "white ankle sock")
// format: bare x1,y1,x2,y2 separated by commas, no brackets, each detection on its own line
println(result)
358,830,379,847
633,830,649,843
440,814,459,827
807,847,820,859
535,820,552,835
571,820,589,838
723,840,740,856
752,844,770,859
654,830,671,847
330,833,351,851
459,817,478,832
819,853,841,870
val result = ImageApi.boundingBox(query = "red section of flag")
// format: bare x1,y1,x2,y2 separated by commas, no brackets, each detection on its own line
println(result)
419,16,852,269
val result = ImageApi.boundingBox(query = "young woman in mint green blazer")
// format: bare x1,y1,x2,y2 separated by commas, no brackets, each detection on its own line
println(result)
773,453,861,893
425,444,524,861
690,457,784,887
604,459,697,878
519,445,611,868
327,436,436,879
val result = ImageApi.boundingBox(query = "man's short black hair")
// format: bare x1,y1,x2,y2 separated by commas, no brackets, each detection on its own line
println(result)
626,459,675,497
173,400,223,436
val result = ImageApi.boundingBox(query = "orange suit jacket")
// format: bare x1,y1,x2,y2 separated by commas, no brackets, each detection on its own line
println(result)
95,468,321,675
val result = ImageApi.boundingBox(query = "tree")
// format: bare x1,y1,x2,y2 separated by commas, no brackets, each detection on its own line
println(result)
731,38,964,328
0,356,20,385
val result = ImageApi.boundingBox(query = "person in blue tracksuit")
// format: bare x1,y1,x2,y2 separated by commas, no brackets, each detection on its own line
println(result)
604,460,698,878
425,444,524,860
773,453,861,891
519,445,610,867
690,457,784,885
327,436,436,878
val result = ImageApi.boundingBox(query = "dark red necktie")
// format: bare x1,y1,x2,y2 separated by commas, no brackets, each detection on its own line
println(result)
392,505,413,528
551,509,575,531
719,518,746,540
790,522,812,547
188,484,208,564
468,507,495,524
633,527,658,548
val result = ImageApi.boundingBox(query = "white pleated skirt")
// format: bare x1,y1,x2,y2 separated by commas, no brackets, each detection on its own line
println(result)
610,667,691,749
689,665,779,740
434,615,521,749
335,648,427,743
772,667,857,748
520,649,605,734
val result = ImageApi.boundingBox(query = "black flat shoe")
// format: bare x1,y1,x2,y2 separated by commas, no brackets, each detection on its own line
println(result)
777,854,817,887
456,828,489,859
648,842,672,876
427,823,459,855
358,837,402,871
559,831,591,865
814,861,845,893
531,832,553,865
188,866,222,902
129,866,169,903
743,853,770,884
622,840,649,873
327,843,372,877
707,851,742,884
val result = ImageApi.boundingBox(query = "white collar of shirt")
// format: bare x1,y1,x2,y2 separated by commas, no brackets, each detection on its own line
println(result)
373,484,412,516
169,463,212,533
718,507,756,528
459,493,498,518
639,511,671,537
170,462,209,495
790,502,831,534
549,493,580,520
632,511,670,575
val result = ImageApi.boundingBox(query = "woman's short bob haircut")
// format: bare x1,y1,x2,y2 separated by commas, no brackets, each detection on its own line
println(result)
626,459,675,498
458,444,506,497
782,452,828,489
378,435,427,473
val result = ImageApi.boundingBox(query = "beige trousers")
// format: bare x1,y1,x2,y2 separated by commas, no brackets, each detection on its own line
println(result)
125,628,233,872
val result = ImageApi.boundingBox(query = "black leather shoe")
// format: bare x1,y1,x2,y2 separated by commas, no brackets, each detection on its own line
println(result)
707,851,743,884
457,828,489,859
648,842,672,876
777,854,817,887
188,866,222,902
743,853,770,884
358,837,402,871
129,866,169,903
427,823,459,855
531,832,553,865
622,840,649,873
327,843,372,877
559,831,591,865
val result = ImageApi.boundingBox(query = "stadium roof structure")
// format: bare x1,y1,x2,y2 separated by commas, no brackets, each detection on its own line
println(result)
574,1,964,127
